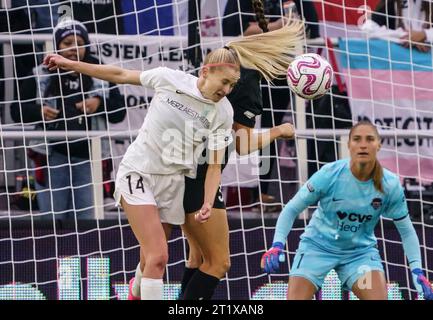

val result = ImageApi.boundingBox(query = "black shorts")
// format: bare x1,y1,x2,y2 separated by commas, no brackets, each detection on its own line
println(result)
183,176,226,214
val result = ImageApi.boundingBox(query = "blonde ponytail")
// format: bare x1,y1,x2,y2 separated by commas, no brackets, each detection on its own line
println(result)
225,19,304,83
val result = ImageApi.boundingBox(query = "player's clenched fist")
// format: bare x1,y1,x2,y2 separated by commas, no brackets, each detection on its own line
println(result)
44,53,74,71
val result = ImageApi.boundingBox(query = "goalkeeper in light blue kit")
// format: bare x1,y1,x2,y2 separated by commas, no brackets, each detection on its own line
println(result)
261,121,433,300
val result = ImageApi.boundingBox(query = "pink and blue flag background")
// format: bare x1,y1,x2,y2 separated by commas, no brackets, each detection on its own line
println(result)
339,39,433,182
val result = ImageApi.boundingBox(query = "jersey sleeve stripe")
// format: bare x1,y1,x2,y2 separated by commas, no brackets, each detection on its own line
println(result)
393,214,409,222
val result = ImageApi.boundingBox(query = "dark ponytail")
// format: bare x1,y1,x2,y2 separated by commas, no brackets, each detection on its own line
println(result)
349,121,384,193
252,0,269,33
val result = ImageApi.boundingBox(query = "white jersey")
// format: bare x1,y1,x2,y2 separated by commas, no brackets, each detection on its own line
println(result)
121,67,234,178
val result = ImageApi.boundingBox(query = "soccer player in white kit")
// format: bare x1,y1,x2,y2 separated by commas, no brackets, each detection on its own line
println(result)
43,19,303,300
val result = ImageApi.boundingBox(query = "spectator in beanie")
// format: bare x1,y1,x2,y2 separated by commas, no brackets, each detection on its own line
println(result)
11,19,125,219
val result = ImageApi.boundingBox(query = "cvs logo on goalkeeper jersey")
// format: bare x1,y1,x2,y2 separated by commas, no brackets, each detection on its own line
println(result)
336,211,373,233
336,211,372,223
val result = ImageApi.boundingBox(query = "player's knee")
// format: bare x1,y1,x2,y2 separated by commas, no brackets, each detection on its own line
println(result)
287,276,317,300
220,258,231,274
208,256,231,278
186,253,203,268
186,244,202,266
146,252,169,272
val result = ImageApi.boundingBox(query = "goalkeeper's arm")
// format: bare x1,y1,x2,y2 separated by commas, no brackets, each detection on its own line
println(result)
272,199,304,245
272,175,323,245
394,215,433,299
262,171,324,273
393,215,422,271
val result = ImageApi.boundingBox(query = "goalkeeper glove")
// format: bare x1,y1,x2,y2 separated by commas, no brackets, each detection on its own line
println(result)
411,268,433,300
260,242,285,274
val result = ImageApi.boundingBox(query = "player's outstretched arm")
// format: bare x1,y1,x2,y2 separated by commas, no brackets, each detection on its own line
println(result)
43,54,142,85
394,215,433,299
234,122,295,156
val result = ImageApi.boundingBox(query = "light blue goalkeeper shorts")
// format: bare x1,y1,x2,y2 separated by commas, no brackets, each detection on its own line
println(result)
289,239,384,291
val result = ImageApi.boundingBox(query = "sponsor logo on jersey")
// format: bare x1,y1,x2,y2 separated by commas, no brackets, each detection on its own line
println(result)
336,211,373,233
244,111,255,119
371,197,383,210
336,211,373,223
166,97,210,128
336,211,347,220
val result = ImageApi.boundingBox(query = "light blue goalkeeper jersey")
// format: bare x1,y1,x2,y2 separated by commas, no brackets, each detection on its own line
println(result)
273,159,408,253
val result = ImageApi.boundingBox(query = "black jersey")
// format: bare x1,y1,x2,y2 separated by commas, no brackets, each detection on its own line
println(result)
230,67,263,128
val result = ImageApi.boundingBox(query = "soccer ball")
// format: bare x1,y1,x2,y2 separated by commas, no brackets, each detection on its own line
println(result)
286,53,333,100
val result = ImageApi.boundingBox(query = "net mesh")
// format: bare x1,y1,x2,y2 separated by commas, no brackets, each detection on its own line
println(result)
0,0,431,300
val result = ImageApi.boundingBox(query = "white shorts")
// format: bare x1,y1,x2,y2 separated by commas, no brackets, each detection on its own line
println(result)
114,163,185,225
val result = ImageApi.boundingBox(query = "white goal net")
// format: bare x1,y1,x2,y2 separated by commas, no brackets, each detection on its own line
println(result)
0,0,431,300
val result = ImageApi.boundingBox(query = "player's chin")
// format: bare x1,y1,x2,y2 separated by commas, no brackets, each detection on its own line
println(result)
354,157,374,166
212,93,225,102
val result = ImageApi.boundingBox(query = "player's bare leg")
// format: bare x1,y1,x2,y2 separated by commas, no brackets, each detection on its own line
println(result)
287,276,317,300
183,209,230,277
130,224,172,299
181,209,230,299
182,228,203,269
351,270,387,300
177,225,204,298
121,197,172,299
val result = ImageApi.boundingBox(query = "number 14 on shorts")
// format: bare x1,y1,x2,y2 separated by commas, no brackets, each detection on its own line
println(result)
126,174,145,194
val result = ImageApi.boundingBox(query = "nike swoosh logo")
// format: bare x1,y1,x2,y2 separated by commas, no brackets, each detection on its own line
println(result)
176,90,184,94
332,198,344,202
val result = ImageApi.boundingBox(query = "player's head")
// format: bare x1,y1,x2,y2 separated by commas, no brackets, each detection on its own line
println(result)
198,48,241,102
348,121,381,162
54,19,90,61
348,121,384,192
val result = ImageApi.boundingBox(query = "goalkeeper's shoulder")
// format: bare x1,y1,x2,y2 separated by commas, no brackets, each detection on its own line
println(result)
381,169,404,193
